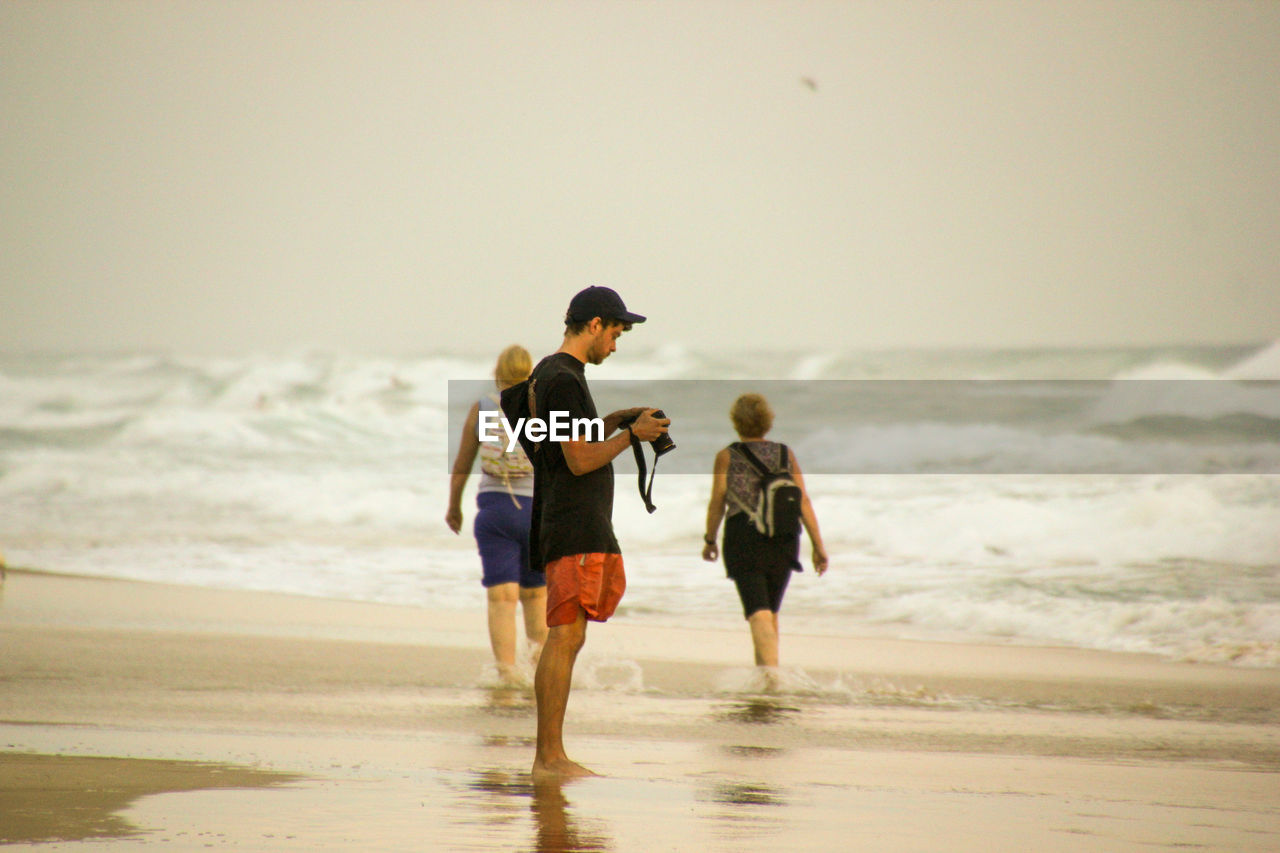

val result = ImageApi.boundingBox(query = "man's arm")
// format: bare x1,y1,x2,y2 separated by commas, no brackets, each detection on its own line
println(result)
600,407,647,436
561,408,668,476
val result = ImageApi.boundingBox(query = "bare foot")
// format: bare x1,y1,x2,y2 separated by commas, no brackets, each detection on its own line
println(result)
531,757,600,782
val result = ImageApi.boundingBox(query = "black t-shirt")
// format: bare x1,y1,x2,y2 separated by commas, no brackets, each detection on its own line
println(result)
527,352,619,567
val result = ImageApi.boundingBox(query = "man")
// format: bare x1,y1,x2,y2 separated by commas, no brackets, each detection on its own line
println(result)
516,286,668,780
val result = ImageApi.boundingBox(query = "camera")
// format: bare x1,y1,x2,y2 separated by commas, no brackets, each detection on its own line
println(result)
620,409,674,514
649,410,676,457
621,409,676,457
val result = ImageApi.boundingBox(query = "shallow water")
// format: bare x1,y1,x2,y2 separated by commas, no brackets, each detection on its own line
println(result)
10,705,1277,852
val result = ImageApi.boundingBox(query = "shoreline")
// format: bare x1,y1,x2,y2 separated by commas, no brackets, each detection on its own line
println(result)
5,566,1276,717
3,568,1279,849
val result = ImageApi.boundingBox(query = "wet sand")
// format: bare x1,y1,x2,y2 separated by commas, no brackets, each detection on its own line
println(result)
2,568,1278,850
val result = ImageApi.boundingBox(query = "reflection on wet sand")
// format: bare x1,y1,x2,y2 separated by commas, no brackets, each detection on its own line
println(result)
716,697,802,725
710,782,786,808
464,769,611,853
481,734,536,749
463,768,530,829
699,777,790,841
721,745,787,759
531,780,611,853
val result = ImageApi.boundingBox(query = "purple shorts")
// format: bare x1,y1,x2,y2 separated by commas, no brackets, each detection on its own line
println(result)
473,492,544,588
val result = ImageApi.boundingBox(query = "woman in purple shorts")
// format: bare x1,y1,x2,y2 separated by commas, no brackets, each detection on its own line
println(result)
447,345,548,684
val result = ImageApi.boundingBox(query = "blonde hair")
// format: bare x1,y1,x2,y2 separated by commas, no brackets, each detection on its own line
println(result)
493,345,532,389
730,393,774,439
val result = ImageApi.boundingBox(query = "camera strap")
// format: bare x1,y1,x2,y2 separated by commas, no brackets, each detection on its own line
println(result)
627,428,659,514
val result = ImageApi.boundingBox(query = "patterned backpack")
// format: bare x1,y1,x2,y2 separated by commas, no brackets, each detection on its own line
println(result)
478,393,534,485
729,442,802,539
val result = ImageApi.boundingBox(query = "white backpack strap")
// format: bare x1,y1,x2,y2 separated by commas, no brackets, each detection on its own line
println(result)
482,391,521,504
725,487,755,517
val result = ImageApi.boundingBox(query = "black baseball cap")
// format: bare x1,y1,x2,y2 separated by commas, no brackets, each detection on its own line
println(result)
565,286,647,325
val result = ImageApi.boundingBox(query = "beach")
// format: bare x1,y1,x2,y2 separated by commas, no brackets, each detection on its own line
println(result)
2,568,1278,851
4,0,1279,845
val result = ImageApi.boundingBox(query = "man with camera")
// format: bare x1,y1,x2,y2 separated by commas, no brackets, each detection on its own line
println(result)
511,286,668,781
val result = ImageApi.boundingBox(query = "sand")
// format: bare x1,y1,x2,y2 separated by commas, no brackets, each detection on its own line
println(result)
1,567,1278,851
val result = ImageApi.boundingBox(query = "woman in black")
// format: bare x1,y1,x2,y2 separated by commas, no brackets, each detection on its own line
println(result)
702,393,828,672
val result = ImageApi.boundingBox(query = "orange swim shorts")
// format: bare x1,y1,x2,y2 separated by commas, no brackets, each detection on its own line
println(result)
544,552,627,627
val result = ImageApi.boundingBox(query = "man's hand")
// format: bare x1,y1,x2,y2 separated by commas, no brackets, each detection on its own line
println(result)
627,408,669,443
564,407,670,476
605,406,648,427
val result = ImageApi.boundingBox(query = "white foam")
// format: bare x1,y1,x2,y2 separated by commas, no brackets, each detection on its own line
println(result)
789,352,841,381
1224,340,1280,380
1112,362,1220,381
578,657,646,692
711,666,855,699
1088,377,1280,424
4,350,1278,668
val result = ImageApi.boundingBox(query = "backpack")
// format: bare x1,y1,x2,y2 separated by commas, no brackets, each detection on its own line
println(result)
499,378,539,460
730,442,802,539
478,393,533,483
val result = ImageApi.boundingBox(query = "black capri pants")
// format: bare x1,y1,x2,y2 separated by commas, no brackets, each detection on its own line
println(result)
721,512,801,618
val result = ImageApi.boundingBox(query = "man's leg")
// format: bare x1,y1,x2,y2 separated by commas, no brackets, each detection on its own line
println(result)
532,609,595,779
520,586,549,665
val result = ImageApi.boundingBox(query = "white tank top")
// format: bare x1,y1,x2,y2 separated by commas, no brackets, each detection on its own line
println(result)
476,394,534,498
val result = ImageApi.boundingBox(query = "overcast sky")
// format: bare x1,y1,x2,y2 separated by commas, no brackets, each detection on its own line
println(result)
3,1,1278,356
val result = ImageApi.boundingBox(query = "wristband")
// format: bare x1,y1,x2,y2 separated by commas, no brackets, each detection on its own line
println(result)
704,535,716,545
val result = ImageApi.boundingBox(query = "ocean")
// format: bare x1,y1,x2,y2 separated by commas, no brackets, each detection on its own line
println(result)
2,343,1278,666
